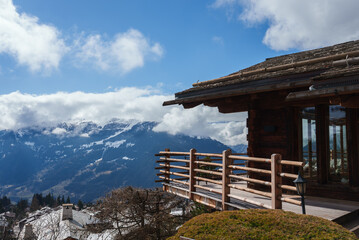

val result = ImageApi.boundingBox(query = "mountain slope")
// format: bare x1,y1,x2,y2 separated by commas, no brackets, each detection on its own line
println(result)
0,120,245,202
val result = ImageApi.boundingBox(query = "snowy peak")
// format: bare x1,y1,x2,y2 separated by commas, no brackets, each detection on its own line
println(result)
0,120,236,202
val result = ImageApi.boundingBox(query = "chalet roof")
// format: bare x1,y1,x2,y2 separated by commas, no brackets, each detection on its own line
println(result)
17,207,98,240
164,40,359,107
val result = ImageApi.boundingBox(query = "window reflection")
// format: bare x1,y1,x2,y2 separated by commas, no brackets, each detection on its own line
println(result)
301,107,317,179
329,106,348,184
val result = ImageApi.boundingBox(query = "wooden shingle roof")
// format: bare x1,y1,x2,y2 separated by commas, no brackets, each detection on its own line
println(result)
164,40,359,107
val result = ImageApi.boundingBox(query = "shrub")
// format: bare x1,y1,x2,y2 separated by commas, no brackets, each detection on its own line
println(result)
168,209,357,240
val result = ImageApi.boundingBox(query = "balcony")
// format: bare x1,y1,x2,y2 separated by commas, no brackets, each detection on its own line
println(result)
155,148,359,221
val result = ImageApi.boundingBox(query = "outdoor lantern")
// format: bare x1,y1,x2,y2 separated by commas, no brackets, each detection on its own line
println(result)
293,172,307,195
293,171,307,214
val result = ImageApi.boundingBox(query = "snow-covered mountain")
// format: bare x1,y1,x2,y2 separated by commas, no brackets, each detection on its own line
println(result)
0,120,246,202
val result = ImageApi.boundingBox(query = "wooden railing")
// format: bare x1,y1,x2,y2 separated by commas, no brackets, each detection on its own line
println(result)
155,149,305,210
302,150,348,178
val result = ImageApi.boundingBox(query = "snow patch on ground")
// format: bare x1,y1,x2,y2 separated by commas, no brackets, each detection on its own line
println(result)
24,141,35,147
107,158,119,163
86,158,103,168
105,140,126,148
80,140,104,149
95,171,112,177
103,122,136,141
94,158,102,164
126,142,135,147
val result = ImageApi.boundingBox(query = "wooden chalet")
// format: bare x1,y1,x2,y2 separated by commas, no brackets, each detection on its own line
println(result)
158,40,359,206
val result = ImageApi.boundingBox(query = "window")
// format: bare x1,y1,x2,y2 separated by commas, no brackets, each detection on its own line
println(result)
328,106,349,184
301,107,317,179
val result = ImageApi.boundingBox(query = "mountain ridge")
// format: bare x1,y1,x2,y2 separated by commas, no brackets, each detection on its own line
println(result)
0,120,247,202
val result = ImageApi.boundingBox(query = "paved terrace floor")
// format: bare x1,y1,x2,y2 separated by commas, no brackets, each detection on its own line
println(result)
166,181,359,221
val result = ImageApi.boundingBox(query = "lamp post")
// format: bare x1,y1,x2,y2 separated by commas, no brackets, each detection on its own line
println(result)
293,171,307,214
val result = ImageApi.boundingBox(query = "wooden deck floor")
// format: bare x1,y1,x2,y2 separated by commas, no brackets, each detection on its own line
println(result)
165,181,359,221
226,182,359,220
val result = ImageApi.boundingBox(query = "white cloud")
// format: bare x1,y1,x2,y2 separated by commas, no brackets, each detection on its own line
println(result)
212,36,224,46
0,88,167,129
210,0,240,20
153,106,247,146
0,88,247,146
0,1,163,74
211,0,237,8
51,127,67,135
0,0,68,72
212,0,359,50
75,29,164,73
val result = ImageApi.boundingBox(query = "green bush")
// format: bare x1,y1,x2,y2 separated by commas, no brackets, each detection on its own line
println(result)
168,209,357,240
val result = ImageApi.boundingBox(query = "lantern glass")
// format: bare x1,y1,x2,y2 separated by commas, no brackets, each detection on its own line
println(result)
302,182,307,195
295,182,307,195
293,172,307,196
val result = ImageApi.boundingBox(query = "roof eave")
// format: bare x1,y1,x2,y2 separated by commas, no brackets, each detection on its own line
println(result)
286,84,359,102
163,77,313,107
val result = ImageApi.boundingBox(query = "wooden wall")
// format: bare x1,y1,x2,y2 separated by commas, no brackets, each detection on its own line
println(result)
246,107,300,190
245,104,359,201
247,107,299,160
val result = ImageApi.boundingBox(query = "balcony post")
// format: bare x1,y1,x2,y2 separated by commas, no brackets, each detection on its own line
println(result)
189,148,197,200
163,149,171,190
271,153,282,209
222,149,232,210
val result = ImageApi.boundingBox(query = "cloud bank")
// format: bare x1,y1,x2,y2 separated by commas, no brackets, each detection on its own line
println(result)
213,0,359,50
153,107,247,146
0,89,247,146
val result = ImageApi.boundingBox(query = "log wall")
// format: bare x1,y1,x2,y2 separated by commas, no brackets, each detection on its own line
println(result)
246,104,359,200
247,107,300,160
247,107,299,190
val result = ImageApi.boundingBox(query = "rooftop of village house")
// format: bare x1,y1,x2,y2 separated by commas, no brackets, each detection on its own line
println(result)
164,40,359,106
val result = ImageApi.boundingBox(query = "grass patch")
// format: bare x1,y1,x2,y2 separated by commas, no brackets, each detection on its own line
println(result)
168,209,357,240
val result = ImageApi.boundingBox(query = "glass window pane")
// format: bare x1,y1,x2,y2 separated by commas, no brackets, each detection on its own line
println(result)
329,106,348,184
301,107,317,179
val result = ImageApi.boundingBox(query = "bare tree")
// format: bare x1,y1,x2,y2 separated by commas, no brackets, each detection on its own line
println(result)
87,187,187,240
20,210,74,240
30,211,62,240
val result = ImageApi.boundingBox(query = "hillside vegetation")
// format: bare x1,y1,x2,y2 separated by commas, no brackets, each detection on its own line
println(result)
169,209,357,240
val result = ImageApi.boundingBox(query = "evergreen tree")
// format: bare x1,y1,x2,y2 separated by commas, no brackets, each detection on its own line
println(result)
50,193,55,207
66,196,71,204
57,196,61,206
0,196,11,210
31,193,44,208
44,193,52,206
61,195,65,204
30,195,40,211
44,193,55,207
17,199,28,211
15,199,29,219
77,200,84,210
37,193,44,206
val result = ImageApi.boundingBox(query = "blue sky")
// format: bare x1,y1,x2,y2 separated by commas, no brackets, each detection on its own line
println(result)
1,0,359,146
2,0,275,94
